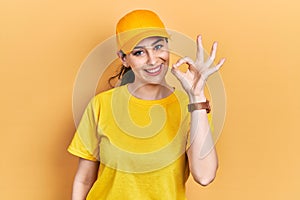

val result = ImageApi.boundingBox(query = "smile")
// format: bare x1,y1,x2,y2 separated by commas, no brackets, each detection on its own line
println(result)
144,64,162,75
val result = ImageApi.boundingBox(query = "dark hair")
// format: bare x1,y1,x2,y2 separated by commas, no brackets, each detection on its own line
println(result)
108,51,130,87
108,65,132,87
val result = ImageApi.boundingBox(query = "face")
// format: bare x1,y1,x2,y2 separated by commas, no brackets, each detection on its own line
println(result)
120,36,169,86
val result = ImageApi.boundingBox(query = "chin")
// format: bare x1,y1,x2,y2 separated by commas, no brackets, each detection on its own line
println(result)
147,78,167,86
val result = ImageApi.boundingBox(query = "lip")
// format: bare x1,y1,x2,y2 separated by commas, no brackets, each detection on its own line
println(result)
144,64,163,76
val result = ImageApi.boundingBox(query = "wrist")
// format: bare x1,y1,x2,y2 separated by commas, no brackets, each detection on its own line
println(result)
188,93,206,103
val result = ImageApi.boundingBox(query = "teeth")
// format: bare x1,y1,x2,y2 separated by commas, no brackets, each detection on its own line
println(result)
146,66,161,73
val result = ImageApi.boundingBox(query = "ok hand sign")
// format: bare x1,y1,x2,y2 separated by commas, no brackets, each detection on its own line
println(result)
171,35,225,101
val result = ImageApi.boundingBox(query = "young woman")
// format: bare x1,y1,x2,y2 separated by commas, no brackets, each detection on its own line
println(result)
68,9,225,199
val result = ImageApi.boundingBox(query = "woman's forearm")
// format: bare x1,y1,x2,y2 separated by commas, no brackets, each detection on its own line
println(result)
187,98,218,186
72,179,95,200
71,158,99,200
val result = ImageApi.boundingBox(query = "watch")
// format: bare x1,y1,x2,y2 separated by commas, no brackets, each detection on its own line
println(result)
188,100,211,113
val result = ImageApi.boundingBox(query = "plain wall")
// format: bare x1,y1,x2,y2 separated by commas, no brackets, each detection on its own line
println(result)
1,0,299,199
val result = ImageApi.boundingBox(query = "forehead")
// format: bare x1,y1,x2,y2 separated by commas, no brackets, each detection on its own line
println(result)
135,36,165,47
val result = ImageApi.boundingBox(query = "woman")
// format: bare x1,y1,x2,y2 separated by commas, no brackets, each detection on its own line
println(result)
68,9,225,199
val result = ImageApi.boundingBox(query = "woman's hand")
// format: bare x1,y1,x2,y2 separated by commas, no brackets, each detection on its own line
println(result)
171,35,225,102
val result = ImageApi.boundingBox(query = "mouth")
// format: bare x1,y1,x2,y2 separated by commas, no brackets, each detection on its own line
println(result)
144,64,163,76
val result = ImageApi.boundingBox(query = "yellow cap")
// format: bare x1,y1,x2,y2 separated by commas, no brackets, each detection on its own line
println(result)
116,10,170,54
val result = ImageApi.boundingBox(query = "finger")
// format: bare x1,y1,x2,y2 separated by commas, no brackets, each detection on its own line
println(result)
173,56,195,69
189,63,200,77
171,65,186,81
196,35,204,64
205,58,226,77
215,58,226,70
189,64,201,89
206,42,218,67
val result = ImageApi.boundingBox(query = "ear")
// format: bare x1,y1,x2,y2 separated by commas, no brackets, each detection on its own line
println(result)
117,51,129,68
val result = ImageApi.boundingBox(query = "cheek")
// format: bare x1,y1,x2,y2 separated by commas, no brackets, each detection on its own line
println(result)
160,49,169,59
161,51,170,64
127,57,146,69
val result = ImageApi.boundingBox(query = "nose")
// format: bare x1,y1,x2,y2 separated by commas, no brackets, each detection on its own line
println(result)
146,50,157,66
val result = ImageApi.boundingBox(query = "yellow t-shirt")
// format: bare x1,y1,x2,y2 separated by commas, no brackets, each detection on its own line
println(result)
68,85,192,199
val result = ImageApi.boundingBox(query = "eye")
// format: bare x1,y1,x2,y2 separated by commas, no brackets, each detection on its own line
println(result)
132,50,144,56
154,44,163,50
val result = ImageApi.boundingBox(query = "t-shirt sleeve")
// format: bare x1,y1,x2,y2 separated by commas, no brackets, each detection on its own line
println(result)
67,96,101,161
67,132,98,161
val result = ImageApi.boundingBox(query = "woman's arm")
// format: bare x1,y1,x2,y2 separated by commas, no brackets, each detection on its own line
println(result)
186,98,218,186
171,35,225,186
72,158,99,200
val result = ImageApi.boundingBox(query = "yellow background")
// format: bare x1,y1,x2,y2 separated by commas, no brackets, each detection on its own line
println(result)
1,0,299,199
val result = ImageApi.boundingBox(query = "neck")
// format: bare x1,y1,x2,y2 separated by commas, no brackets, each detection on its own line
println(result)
127,82,174,100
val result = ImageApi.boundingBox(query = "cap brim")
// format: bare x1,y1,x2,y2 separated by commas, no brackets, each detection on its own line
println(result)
119,28,170,54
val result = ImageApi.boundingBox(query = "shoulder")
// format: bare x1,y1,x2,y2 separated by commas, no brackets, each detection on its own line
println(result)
94,85,126,100
89,86,128,110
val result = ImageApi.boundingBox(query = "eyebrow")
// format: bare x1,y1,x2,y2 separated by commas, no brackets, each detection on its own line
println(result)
133,38,164,50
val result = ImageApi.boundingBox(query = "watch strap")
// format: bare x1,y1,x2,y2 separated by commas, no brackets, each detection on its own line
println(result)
188,100,211,113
